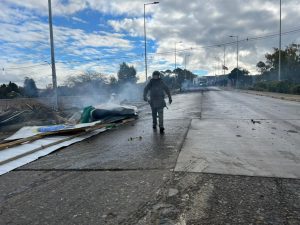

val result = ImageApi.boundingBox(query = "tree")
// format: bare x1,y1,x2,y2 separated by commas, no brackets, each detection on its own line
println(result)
228,68,249,86
0,82,23,98
7,82,19,92
0,84,7,98
117,62,138,84
67,71,107,87
160,68,197,89
263,44,300,83
65,71,109,96
160,72,175,88
256,61,268,74
109,76,118,91
23,77,38,97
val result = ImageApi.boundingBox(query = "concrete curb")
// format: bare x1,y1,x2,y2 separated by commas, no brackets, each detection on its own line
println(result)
220,87,300,102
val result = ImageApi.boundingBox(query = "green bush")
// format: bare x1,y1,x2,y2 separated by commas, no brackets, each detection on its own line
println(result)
276,81,293,93
268,81,279,92
253,82,268,91
251,81,299,94
291,84,300,94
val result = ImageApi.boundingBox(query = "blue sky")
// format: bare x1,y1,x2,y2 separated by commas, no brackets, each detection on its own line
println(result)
1,0,300,87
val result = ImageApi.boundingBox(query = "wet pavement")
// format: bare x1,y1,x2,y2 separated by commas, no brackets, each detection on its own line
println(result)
0,90,300,225
0,92,200,225
175,90,300,178
16,119,189,170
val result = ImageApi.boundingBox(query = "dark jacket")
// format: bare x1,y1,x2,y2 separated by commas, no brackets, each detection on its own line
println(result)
143,78,172,109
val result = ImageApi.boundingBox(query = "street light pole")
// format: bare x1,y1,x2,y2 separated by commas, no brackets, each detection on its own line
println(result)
48,0,58,110
230,35,239,88
223,45,226,76
175,41,182,70
184,54,190,80
278,0,282,81
143,2,159,82
214,56,220,85
218,44,226,76
144,4,147,82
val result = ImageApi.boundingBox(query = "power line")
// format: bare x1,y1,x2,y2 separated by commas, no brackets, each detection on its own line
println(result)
151,27,300,56
2,27,300,71
3,62,49,70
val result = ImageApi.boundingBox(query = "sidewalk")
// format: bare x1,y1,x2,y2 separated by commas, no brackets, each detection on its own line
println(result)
221,86,300,102
241,90,300,102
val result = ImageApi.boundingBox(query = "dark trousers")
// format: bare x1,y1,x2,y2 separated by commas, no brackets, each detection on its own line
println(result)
151,107,164,128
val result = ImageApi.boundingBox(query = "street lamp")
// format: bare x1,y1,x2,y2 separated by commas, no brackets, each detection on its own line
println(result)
184,54,190,80
278,0,282,81
175,41,182,70
229,35,239,88
218,45,226,76
144,1,159,81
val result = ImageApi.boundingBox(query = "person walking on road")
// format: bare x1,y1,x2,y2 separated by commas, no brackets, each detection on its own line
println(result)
143,71,172,134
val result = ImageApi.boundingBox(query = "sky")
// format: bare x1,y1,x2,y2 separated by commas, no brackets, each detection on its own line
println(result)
0,0,300,88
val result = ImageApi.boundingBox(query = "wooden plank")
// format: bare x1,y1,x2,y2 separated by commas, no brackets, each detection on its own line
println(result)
0,118,136,165
0,117,136,151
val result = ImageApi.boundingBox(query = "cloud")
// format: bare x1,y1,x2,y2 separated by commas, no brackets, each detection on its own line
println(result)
71,16,88,24
106,0,300,75
108,18,144,37
2,0,153,17
1,0,300,86
2,0,87,17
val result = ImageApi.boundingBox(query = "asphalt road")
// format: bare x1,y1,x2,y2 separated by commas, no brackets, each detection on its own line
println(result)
0,89,299,225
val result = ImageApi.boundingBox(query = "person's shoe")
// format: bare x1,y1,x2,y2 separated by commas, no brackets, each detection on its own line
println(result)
153,125,157,130
159,127,165,134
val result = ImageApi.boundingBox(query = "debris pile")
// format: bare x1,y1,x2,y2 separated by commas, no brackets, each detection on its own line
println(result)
0,103,139,175
0,103,68,130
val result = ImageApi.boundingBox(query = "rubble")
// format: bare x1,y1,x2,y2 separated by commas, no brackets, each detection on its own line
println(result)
0,103,139,175
0,103,68,131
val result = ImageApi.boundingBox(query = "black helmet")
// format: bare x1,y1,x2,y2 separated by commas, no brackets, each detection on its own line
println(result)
152,71,160,77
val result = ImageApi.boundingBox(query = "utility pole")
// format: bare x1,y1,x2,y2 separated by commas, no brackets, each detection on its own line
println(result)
175,41,182,70
175,43,177,70
223,45,226,76
143,4,148,82
184,54,190,80
48,0,58,110
229,35,239,88
218,44,226,76
143,2,159,82
278,0,282,81
236,36,239,88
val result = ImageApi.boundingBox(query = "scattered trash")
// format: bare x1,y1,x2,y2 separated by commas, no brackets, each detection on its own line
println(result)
0,103,139,176
0,103,68,130
251,119,261,124
0,110,29,126
128,136,142,141
81,104,138,123
287,130,298,133
182,194,189,201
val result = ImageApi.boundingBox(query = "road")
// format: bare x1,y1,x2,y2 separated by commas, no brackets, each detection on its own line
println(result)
0,89,299,225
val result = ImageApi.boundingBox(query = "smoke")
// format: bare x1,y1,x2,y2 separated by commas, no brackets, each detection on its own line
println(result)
181,79,194,91
117,82,143,102
57,82,143,109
